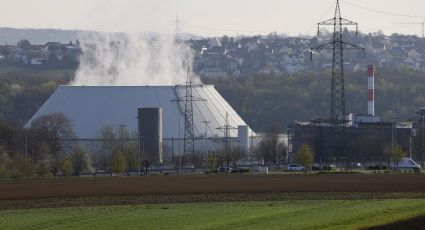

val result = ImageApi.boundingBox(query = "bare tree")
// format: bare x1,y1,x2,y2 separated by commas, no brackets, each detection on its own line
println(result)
255,124,283,165
176,152,205,168
29,113,75,158
99,125,116,173
216,146,246,167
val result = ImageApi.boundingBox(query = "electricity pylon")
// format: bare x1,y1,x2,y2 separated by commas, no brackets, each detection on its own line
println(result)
216,112,237,151
175,67,205,160
310,0,364,161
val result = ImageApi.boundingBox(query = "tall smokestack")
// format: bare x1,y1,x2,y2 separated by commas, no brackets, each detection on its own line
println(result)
367,65,375,116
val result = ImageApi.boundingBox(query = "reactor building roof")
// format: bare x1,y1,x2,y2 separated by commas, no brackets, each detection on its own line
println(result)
25,85,253,140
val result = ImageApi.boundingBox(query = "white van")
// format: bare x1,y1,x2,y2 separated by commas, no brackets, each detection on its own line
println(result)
287,164,306,172
392,157,421,171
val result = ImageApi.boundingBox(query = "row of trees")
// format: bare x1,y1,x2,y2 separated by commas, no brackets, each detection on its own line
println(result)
1,116,295,178
0,113,142,179
163,126,287,170
0,110,409,180
293,143,409,170
0,112,88,179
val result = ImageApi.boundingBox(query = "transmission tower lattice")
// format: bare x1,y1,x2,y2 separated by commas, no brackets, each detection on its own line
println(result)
310,0,364,160
174,67,205,158
216,112,237,151
175,12,181,38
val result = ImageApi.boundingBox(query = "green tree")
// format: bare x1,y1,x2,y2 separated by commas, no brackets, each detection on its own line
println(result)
206,153,218,172
0,143,7,162
124,144,137,173
389,145,405,171
0,152,11,179
34,160,51,178
111,150,125,176
295,144,314,169
60,156,72,177
70,147,91,176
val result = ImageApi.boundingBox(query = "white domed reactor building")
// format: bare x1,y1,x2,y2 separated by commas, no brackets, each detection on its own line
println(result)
25,85,255,165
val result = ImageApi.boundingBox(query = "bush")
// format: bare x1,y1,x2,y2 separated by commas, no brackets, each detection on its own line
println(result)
311,166,321,171
0,163,10,179
367,165,388,170
59,156,72,177
237,168,250,173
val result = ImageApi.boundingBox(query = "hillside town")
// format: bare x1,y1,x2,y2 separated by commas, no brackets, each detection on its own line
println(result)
0,32,424,76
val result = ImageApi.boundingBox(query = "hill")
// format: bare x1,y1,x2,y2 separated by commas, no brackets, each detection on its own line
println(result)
0,27,82,45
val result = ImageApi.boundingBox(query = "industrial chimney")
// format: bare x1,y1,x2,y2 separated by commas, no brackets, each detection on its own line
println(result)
367,65,375,116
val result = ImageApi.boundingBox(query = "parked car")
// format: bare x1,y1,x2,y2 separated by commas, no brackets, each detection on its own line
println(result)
217,167,233,173
287,164,306,172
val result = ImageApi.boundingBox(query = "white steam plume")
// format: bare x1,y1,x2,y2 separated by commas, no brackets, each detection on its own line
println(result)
70,32,199,86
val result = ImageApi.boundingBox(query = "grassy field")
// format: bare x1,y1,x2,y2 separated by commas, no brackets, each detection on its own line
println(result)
1,199,425,230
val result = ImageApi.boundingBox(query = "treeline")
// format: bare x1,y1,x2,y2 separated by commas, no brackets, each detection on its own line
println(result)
0,113,140,179
0,112,289,179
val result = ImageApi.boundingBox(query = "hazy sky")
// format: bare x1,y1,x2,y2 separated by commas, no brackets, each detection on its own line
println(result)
1,0,424,36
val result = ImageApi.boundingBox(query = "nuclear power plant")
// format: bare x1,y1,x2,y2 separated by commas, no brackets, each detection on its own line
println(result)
25,84,256,166
21,0,422,171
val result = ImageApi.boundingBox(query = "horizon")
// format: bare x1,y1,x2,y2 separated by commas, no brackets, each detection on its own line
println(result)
0,0,424,38
0,26,422,40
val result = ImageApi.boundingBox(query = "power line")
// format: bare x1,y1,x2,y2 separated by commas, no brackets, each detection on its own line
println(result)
342,0,425,19
304,2,336,35
393,21,425,39
184,23,278,35
173,66,206,166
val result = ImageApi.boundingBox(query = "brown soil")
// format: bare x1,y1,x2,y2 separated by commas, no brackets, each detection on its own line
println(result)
363,215,425,230
1,174,424,200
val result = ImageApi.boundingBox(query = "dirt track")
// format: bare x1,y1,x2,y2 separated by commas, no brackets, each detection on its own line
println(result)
1,174,424,200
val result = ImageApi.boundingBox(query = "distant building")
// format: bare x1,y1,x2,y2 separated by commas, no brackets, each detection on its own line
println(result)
288,115,411,166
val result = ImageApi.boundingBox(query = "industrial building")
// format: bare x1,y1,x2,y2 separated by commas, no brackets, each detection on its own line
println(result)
25,85,255,166
288,65,412,167
288,116,412,166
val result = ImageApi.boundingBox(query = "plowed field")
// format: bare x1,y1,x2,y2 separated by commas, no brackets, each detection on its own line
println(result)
1,174,424,200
